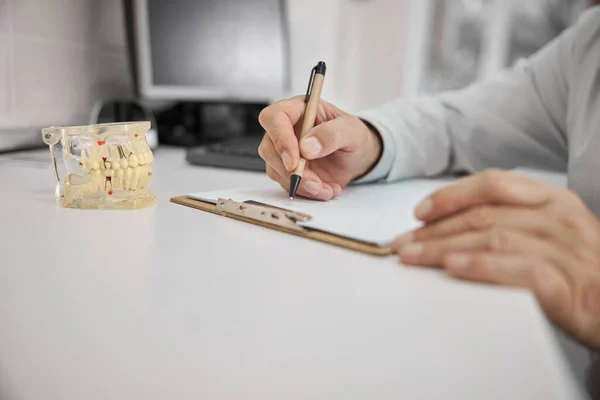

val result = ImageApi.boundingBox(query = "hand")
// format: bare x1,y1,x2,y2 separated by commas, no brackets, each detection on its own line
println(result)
258,96,382,200
393,169,600,351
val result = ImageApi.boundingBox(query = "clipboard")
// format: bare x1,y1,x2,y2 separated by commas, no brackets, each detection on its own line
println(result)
170,196,394,256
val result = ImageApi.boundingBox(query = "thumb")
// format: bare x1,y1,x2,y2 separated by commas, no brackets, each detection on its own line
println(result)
299,117,356,160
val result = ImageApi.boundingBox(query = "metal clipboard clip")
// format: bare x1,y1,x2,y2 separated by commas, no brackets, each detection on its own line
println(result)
216,198,312,232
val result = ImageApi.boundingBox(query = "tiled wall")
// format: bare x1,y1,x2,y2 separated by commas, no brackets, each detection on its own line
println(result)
0,0,132,131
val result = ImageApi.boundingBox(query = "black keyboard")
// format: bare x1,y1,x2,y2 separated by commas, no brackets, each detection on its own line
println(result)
185,136,266,172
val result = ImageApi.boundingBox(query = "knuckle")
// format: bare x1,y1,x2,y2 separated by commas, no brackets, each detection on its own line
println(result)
564,189,585,206
436,195,461,215
563,215,599,244
258,106,274,127
257,142,266,160
266,167,278,180
482,169,510,197
471,254,494,274
270,132,285,152
467,206,494,229
572,244,596,264
330,126,343,149
482,168,505,182
488,228,511,252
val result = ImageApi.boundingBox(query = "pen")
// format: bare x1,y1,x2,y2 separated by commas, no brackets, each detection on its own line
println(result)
289,61,327,200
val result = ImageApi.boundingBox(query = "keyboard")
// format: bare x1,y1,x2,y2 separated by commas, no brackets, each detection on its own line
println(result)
185,135,266,172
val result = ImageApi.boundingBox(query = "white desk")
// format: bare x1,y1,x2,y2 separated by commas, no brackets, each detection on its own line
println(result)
0,148,584,400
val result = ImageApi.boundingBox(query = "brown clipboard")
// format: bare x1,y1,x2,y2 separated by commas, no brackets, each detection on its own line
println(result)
170,196,394,256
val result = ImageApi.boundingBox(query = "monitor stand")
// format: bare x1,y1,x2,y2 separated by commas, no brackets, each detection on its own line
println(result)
155,102,267,147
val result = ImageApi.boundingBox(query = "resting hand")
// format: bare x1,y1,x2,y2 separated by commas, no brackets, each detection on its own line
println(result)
394,169,600,351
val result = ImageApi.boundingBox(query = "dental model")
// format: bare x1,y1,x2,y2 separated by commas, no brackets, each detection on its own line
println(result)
42,121,156,210
77,134,154,196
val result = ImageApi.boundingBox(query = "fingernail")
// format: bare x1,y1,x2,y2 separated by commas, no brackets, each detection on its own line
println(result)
332,184,342,197
400,243,423,258
301,137,322,157
281,152,292,170
394,233,413,248
447,254,471,271
415,198,433,219
303,181,320,196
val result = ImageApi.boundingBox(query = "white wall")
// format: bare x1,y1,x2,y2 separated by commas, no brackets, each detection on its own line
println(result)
0,0,416,131
286,0,414,113
0,0,132,131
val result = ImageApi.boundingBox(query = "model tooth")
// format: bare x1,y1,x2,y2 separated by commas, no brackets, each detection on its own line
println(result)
139,143,151,159
128,153,139,168
92,173,102,191
99,145,109,161
112,159,120,170
135,152,144,165
110,146,120,162
121,143,133,157
125,167,132,190
80,149,89,168
113,170,121,190
131,166,141,190
89,146,99,163
121,159,129,169
90,161,100,170
117,168,125,189
92,168,101,176
145,151,154,163
104,161,111,170
143,165,153,188
137,165,146,188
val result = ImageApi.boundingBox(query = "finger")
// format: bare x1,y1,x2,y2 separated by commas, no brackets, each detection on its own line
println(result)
397,228,567,267
260,143,336,201
328,182,343,198
301,167,335,200
443,252,539,288
266,166,334,201
414,170,556,223
299,116,358,160
259,96,306,171
258,134,288,178
409,206,567,244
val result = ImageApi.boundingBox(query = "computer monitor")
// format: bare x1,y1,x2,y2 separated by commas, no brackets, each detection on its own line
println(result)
131,0,290,102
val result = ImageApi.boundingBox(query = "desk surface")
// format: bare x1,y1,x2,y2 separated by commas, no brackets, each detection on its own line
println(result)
0,148,582,400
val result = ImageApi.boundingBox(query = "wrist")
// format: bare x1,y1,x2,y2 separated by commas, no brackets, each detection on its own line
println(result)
352,118,383,181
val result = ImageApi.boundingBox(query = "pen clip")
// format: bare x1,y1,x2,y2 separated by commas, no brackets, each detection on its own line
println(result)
304,65,317,103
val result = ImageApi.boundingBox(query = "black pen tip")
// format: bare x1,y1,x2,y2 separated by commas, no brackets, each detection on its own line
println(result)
289,174,302,199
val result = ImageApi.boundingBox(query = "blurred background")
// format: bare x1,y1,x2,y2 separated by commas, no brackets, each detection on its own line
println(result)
0,0,590,153
0,0,596,387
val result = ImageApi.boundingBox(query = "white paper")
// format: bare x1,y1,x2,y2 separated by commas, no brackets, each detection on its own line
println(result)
187,168,568,247
188,179,452,246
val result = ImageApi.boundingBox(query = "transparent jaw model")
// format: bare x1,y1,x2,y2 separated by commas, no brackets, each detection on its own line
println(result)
42,122,156,210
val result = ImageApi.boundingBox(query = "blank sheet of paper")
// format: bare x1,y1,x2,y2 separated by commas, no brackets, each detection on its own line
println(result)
188,179,452,246
186,168,567,246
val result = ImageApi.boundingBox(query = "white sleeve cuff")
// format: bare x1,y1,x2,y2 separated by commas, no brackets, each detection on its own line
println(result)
351,109,397,184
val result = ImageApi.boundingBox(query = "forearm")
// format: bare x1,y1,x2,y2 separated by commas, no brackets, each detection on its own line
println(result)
355,24,574,183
